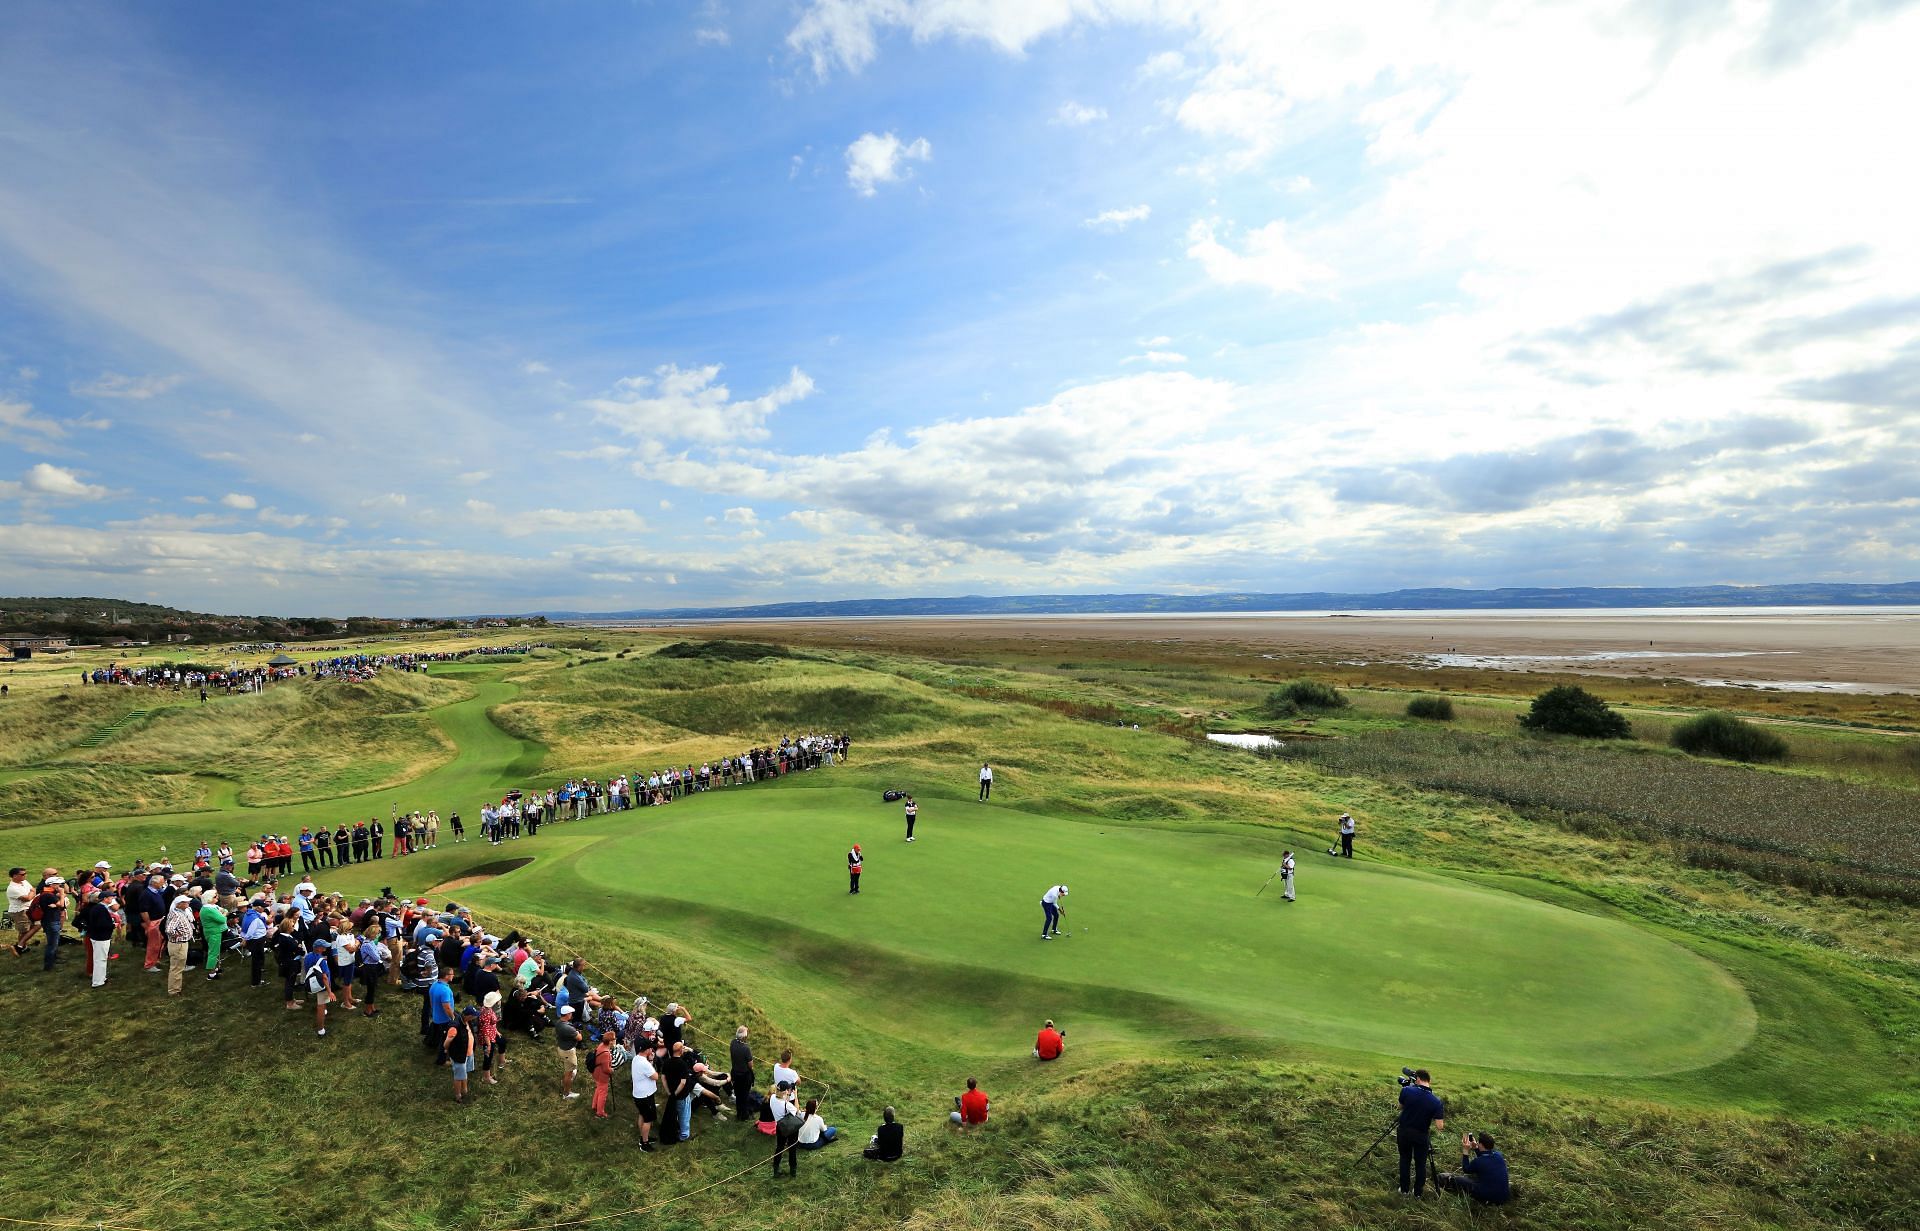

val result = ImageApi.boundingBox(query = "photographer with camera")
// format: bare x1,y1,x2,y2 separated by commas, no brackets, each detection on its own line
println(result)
1436,1131,1510,1204
1396,1068,1446,1197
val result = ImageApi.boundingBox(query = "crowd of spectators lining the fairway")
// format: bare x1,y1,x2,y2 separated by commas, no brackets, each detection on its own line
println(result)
2,726,943,1169
76,642,549,693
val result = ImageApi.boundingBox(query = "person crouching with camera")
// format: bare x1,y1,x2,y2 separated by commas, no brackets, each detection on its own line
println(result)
1435,1131,1510,1204
1397,1068,1446,1197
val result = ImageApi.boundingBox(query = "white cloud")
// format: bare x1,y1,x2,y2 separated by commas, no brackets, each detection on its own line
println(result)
257,507,309,528
23,462,109,500
723,506,758,524
361,492,408,509
458,470,493,483
1139,49,1187,78
70,371,184,400
1176,64,1289,162
845,132,932,196
521,360,551,375
219,492,257,510
1085,203,1151,231
0,397,66,444
695,27,731,45
1054,101,1108,125
1123,350,1188,364
463,499,649,539
588,363,815,445
1186,218,1332,294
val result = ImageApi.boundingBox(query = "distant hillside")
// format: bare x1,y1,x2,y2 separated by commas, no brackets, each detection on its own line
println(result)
0,597,545,646
542,581,1920,621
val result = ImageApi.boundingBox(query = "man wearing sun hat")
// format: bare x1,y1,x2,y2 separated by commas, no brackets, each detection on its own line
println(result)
33,874,68,971
556,1004,583,1099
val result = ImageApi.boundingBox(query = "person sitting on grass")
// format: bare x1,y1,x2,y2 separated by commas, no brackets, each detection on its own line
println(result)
949,1077,989,1128
796,1098,837,1149
1034,1019,1066,1061
863,1107,904,1161
1435,1132,1510,1204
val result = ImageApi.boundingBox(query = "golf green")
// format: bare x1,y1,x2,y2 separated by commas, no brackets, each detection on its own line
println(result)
431,786,1753,1078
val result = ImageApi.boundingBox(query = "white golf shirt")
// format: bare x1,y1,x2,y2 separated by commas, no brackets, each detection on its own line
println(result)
630,1054,658,1098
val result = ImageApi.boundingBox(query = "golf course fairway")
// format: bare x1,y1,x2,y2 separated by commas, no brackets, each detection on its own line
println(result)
429,787,1755,1077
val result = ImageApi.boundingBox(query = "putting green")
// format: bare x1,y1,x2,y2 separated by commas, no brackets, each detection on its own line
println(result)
441,787,1754,1077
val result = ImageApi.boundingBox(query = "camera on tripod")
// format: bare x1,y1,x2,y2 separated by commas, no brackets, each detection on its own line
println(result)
1396,1066,1418,1088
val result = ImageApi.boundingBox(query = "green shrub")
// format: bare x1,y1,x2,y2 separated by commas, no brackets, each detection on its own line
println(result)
1406,695,1455,721
1671,711,1789,763
1519,685,1630,739
1263,679,1347,717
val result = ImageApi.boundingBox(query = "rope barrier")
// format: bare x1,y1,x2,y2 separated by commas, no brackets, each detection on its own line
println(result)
0,1215,164,1231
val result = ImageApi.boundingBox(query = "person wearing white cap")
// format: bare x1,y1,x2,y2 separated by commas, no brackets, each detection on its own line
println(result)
164,895,196,995
1040,884,1068,940
34,875,68,972
1337,812,1356,859
556,1004,583,1099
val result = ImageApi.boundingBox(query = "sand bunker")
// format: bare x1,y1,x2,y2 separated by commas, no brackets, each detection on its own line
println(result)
426,858,533,897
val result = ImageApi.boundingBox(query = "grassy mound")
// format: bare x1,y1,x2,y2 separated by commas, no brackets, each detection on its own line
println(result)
1406,695,1455,720
1671,711,1790,763
655,638,793,661
1263,679,1347,717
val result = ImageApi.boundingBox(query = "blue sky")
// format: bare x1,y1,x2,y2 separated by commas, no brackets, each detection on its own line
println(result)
2,1,1917,613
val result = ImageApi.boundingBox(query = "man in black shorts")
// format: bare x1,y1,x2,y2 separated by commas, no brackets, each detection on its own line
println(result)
629,1040,660,1152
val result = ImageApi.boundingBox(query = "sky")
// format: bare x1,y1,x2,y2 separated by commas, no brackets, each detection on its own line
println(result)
2,0,1917,615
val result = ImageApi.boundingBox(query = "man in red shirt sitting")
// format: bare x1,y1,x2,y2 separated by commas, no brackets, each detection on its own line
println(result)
1033,1019,1066,1061
949,1077,989,1128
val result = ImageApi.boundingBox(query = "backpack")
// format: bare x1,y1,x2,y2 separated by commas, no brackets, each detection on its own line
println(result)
304,963,327,994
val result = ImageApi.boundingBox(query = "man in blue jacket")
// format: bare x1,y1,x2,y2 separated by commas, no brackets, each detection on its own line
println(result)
1436,1132,1510,1204
1397,1069,1446,1197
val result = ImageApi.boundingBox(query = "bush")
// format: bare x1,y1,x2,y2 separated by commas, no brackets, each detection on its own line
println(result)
1518,685,1630,739
1406,695,1455,721
1671,711,1789,763
1263,679,1347,717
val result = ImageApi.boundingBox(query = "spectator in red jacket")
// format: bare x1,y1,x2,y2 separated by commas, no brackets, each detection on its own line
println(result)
949,1077,989,1128
1034,1020,1066,1061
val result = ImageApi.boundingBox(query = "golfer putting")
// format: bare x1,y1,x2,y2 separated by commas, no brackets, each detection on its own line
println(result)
1040,883,1068,939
